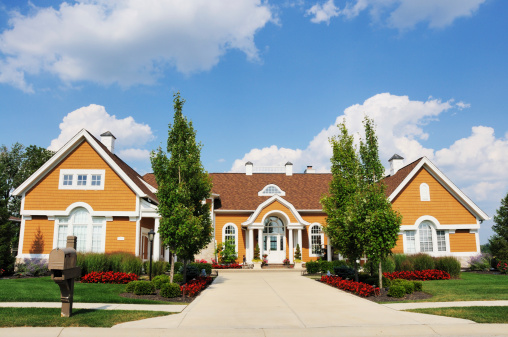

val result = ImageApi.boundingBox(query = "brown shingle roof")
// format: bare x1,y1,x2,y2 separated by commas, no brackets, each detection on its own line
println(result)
382,157,423,197
86,131,158,203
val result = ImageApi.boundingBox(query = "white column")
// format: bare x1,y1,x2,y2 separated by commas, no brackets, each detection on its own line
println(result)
153,218,161,261
248,228,254,262
135,218,141,257
165,248,170,262
258,228,262,259
297,228,302,252
288,229,294,263
326,235,332,262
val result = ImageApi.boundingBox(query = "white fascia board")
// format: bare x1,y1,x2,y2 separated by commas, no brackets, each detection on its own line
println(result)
20,209,139,217
241,195,310,227
388,157,489,221
139,177,157,194
400,224,480,230
214,210,255,213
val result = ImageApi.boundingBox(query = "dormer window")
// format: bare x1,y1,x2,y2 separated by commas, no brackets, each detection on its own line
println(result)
59,169,105,190
258,184,286,196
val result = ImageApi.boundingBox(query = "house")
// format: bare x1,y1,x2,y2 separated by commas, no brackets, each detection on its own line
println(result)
13,129,489,266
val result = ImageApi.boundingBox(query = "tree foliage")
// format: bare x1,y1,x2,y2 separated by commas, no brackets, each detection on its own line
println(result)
151,92,213,282
321,117,402,284
489,191,508,260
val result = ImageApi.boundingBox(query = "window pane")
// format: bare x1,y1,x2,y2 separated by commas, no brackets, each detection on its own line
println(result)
77,175,87,186
437,230,446,252
419,223,433,252
63,175,73,186
311,226,322,255
92,226,103,252
270,236,277,250
73,225,87,252
73,209,89,224
406,231,416,253
57,225,68,248
91,175,101,186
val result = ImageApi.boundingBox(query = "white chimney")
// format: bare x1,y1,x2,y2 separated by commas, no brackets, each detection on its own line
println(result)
304,165,315,174
285,162,293,176
389,154,404,175
100,131,116,153
245,161,253,176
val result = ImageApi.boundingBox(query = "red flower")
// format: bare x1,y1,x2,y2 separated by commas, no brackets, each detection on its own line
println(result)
80,271,138,284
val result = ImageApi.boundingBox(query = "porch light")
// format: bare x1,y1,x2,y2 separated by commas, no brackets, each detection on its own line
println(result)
148,229,155,281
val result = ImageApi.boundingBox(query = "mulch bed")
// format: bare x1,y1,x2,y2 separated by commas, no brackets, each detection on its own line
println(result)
367,288,433,303
119,289,194,303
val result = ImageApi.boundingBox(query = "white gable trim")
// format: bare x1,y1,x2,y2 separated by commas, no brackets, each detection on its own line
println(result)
388,157,489,221
241,195,310,227
13,129,147,199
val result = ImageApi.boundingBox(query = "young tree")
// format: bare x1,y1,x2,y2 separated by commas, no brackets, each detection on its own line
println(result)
489,192,508,260
360,118,402,288
151,92,213,282
321,122,364,281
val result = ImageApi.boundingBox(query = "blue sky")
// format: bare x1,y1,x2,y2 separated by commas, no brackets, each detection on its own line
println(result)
0,0,507,244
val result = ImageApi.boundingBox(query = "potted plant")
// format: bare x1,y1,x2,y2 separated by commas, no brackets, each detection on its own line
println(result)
294,244,303,269
252,244,262,269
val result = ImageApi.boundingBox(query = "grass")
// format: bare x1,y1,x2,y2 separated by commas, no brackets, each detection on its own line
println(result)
0,308,170,327
407,306,508,323
381,272,508,303
0,277,179,304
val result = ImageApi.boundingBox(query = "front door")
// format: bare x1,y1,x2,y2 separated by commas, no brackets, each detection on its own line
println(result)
264,234,285,263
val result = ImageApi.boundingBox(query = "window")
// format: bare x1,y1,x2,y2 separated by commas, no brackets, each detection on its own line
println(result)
405,220,448,254
263,216,284,234
419,222,433,252
59,169,105,190
55,208,105,252
224,224,236,245
406,231,416,253
437,230,446,252
258,184,286,196
310,224,323,256
420,183,430,201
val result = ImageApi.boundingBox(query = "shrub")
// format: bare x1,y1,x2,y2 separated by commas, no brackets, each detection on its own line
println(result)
183,276,213,297
400,259,414,271
146,261,168,277
15,258,48,276
174,262,183,273
391,279,415,294
321,275,380,297
468,254,490,271
190,262,212,275
334,265,355,279
435,256,461,277
365,257,396,275
319,260,333,273
85,253,110,273
497,260,508,274
76,252,142,276
125,280,142,293
160,282,182,298
413,281,423,292
393,254,407,271
363,274,392,288
388,284,406,298
184,264,200,282
412,253,435,271
173,273,184,283
305,261,320,274
133,281,155,295
121,254,143,275
152,274,170,289
294,244,301,260
76,253,87,275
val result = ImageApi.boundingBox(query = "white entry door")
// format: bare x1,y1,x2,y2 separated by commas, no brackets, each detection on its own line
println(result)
264,234,285,263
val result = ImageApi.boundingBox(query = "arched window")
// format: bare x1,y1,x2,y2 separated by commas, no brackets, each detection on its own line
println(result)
310,224,323,256
420,183,430,201
419,222,433,252
258,184,286,196
404,220,447,254
222,223,238,252
56,208,105,252
263,216,284,234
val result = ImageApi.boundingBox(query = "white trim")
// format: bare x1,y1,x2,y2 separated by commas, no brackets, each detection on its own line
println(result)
58,169,105,190
420,183,430,201
401,215,480,230
309,223,324,257
222,223,239,253
242,195,310,227
258,184,286,197
388,157,489,220
20,209,140,217
135,218,141,257
17,216,27,256
139,177,158,193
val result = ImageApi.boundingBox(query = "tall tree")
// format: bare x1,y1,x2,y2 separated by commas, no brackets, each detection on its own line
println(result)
359,117,402,288
0,143,53,274
151,92,213,282
489,192,508,260
321,122,364,281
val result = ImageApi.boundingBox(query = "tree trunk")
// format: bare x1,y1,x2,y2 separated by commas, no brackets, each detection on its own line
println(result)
354,260,359,282
378,261,383,289
169,252,175,283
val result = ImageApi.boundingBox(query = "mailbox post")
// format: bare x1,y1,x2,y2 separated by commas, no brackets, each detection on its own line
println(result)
48,236,81,317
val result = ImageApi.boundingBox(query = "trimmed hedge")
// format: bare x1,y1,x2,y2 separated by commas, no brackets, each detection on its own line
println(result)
388,284,405,298
190,262,212,275
125,280,155,295
412,253,435,271
160,283,182,298
173,273,184,284
77,252,142,276
152,274,170,289
435,256,461,277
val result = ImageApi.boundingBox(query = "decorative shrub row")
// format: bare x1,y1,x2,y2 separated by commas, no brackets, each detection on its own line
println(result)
181,276,213,297
81,271,138,284
15,258,48,277
390,254,461,277
77,253,143,276
383,269,450,281
161,283,181,298
305,260,349,274
212,263,242,269
387,279,423,298
321,275,380,297
125,280,156,295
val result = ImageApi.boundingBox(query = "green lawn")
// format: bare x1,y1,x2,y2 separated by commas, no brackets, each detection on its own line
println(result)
407,306,508,323
0,308,170,327
0,277,178,304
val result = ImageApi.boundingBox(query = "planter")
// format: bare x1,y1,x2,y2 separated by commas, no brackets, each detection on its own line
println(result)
253,261,262,270
294,261,303,270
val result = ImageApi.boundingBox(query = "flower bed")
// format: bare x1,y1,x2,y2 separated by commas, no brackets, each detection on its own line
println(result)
321,275,380,297
181,276,213,297
383,269,450,281
81,271,138,284
212,263,242,269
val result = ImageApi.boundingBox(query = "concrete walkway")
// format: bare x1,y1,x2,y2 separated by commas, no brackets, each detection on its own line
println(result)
384,300,508,310
3,270,508,336
0,302,186,312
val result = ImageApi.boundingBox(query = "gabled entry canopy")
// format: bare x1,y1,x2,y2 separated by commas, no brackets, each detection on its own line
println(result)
242,195,310,229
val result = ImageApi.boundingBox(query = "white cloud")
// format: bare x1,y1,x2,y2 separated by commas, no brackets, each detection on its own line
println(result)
48,104,153,161
306,0,340,25
309,0,486,30
0,0,273,92
230,93,508,207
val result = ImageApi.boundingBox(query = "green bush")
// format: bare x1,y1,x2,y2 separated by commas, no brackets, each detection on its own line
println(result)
190,262,212,275
319,260,333,273
151,261,168,277
85,253,110,273
412,253,435,271
393,254,407,271
125,280,142,293
469,254,490,271
120,254,143,275
77,252,142,276
435,256,461,277
76,253,87,275
413,281,423,292
133,281,155,295
334,265,355,279
152,274,170,289
365,257,396,275
363,274,392,287
391,279,415,294
173,273,184,284
305,261,320,274
160,283,182,298
174,262,183,273
387,284,405,298
400,259,414,271
184,264,200,282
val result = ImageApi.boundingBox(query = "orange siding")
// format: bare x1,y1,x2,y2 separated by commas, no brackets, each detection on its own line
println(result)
215,213,250,263
449,232,477,252
105,217,136,254
392,234,404,254
392,168,476,226
22,217,54,254
300,213,327,261
253,200,297,223
24,141,136,212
